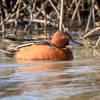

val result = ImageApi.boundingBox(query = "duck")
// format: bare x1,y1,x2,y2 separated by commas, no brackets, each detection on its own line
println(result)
15,31,83,60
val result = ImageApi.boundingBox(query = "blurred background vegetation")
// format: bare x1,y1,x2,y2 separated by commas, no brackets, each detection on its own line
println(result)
0,0,100,39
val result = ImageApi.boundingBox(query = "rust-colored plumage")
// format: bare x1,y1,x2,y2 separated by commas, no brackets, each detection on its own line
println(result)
16,44,73,60
16,31,83,60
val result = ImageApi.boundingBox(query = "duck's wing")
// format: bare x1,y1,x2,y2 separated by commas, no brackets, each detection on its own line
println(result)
16,40,53,49
2,40,56,57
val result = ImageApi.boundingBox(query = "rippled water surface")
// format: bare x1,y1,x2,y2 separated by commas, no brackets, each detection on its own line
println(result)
0,47,100,100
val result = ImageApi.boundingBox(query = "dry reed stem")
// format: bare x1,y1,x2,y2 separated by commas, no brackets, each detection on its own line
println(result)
59,0,64,31
0,3,30,26
12,0,20,12
70,0,82,26
84,27,100,38
85,0,95,34
94,36,100,48
48,0,60,18
0,1,6,38
14,0,22,35
75,0,81,25
42,0,47,39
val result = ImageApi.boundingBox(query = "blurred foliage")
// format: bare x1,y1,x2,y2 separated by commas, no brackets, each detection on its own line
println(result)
87,0,92,5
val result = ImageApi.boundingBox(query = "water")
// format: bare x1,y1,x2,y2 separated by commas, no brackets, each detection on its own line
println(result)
0,47,100,100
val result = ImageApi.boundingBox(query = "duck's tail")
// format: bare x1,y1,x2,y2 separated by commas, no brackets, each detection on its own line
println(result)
0,48,18,57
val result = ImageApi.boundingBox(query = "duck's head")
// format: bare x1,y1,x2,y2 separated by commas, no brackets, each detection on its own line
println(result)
51,31,83,48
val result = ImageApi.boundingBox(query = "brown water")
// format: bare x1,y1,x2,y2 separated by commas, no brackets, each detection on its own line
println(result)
0,46,100,100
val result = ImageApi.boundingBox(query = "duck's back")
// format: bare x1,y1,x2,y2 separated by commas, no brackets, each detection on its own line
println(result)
15,44,73,60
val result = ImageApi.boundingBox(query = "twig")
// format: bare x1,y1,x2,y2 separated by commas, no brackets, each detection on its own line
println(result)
48,0,60,17
84,27,100,38
0,3,30,26
34,0,48,19
0,1,6,38
92,2,95,28
36,7,52,20
12,0,20,12
6,18,58,27
69,0,82,26
75,0,81,25
14,0,21,36
85,0,95,34
42,0,47,39
69,0,76,10
94,36,100,48
59,0,64,31
29,0,34,38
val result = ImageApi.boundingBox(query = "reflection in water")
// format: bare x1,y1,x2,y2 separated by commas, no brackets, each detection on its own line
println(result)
93,49,100,56
0,48,100,100
16,61,73,91
0,69,23,98
16,59,72,72
0,60,73,99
